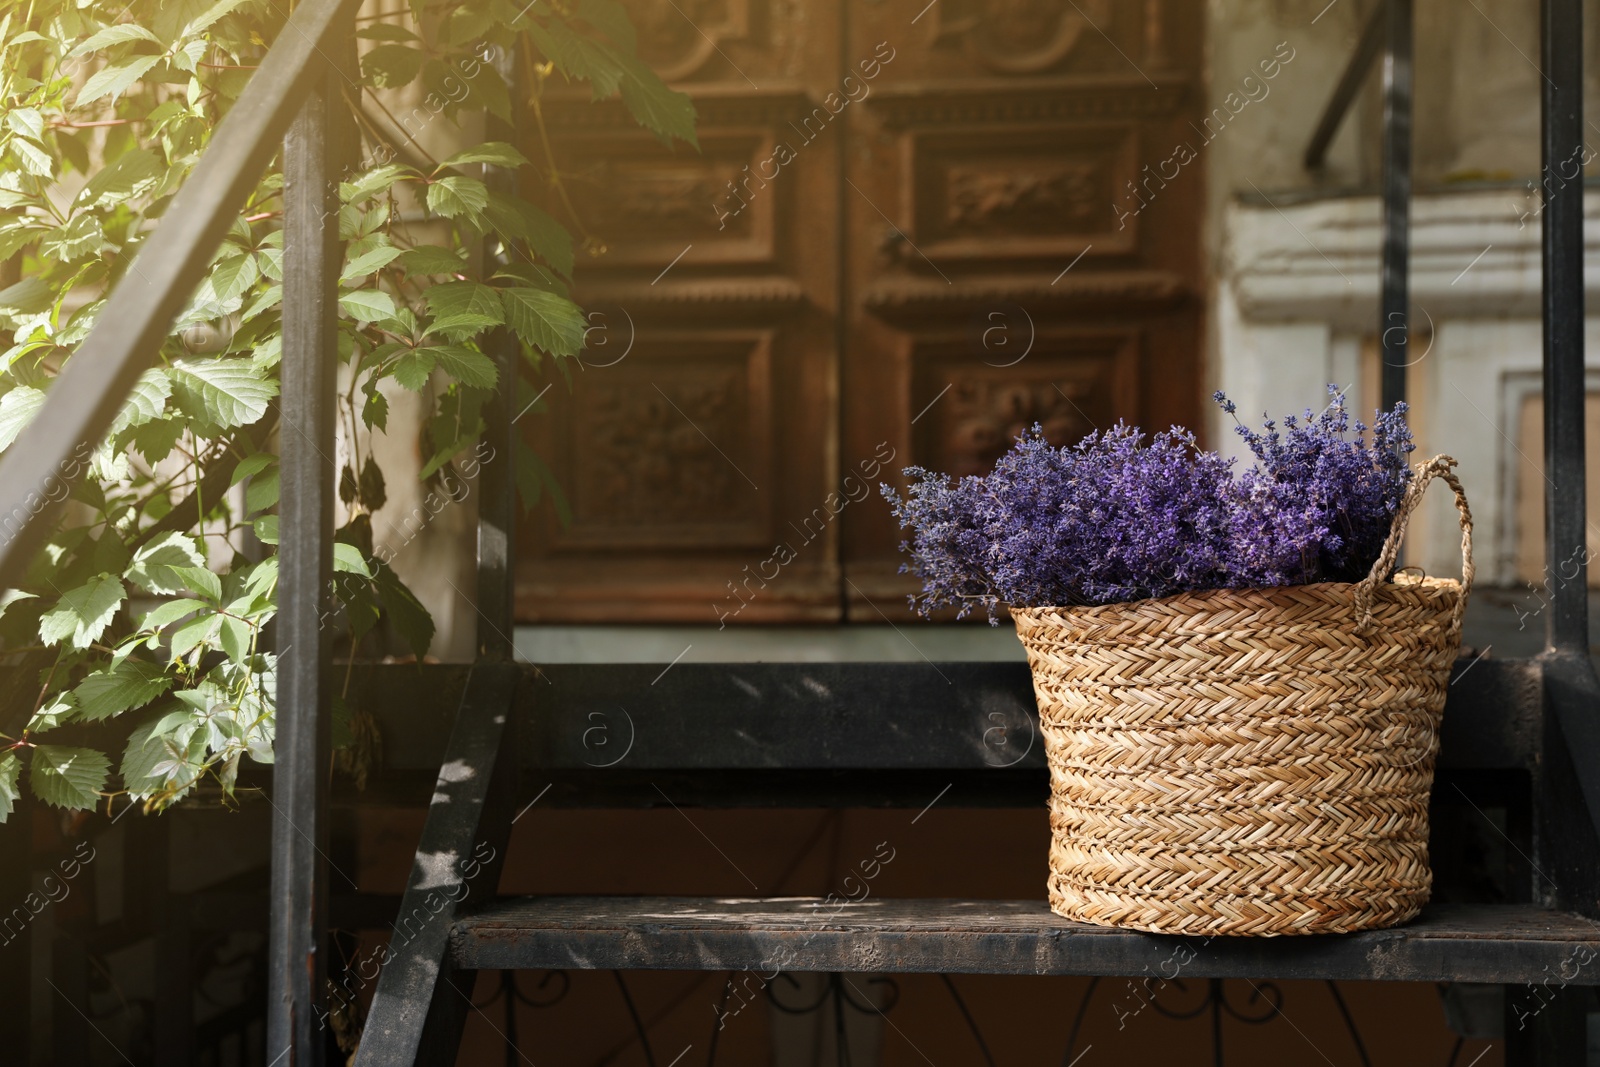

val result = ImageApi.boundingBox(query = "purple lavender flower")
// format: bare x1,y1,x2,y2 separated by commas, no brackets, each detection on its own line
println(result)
882,387,1415,620
1221,386,1414,586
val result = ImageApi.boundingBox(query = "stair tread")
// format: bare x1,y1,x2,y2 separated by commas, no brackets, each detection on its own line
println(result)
449,897,1600,983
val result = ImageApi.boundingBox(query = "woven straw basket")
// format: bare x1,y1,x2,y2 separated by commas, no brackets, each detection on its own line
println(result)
1012,455,1474,937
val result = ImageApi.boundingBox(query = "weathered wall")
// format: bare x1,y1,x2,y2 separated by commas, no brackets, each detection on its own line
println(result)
1205,0,1600,592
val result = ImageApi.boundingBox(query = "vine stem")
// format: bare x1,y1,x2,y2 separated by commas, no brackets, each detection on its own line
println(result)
519,41,597,249
28,652,64,723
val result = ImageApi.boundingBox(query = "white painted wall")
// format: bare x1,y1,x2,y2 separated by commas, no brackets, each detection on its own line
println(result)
1204,0,1600,588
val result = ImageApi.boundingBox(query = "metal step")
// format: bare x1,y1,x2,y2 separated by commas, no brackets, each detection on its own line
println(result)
450,897,1600,985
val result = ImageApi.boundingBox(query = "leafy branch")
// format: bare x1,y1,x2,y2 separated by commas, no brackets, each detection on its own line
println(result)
0,0,695,819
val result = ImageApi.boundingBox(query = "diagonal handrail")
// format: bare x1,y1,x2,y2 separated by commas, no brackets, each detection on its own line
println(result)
0,0,361,591
1303,1,1386,171
1299,0,1412,415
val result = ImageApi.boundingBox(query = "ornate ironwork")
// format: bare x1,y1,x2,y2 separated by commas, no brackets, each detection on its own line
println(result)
1061,976,1375,1067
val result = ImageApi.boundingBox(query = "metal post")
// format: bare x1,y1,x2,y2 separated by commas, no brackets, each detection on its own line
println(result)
0,807,28,1061
475,45,521,662
1379,0,1413,412
267,37,344,1067
1542,0,1588,655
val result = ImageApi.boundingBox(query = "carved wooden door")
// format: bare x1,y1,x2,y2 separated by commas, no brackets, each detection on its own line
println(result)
517,0,1203,624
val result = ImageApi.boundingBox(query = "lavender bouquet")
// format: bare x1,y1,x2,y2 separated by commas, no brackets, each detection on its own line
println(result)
883,387,1415,620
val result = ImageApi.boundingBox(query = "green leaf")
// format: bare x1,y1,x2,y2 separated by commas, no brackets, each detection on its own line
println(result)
126,532,207,595
131,417,185,465
427,312,504,340
141,598,206,632
341,244,403,282
439,142,529,170
109,369,171,435
0,219,46,261
528,22,624,97
183,0,253,36
211,252,259,301
245,466,279,514
230,452,276,487
73,148,162,211
579,0,638,52
0,276,52,314
241,557,278,600
359,455,387,510
168,611,220,660
334,543,373,577
67,23,161,58
30,745,110,809
391,348,437,391
29,694,77,734
375,563,433,660
356,23,420,41
40,213,106,262
169,358,278,431
0,753,19,822
5,106,42,141
121,715,200,802
253,516,279,545
0,385,44,453
483,194,574,277
428,348,496,390
241,284,282,323
171,565,223,603
342,163,416,204
39,574,125,649
501,287,585,358
425,281,503,337
11,137,52,177
73,659,172,722
217,614,250,661
339,288,398,323
397,246,467,276
426,176,489,220
76,53,162,107
362,387,389,432
403,346,498,390
361,43,425,88
618,52,698,147
442,4,493,44
172,36,208,74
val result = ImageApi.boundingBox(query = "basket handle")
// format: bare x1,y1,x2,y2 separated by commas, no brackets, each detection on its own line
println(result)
1353,454,1474,637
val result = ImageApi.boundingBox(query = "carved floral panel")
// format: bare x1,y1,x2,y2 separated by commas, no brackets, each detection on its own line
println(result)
558,131,780,268
910,331,1139,477
907,125,1139,260
550,334,773,550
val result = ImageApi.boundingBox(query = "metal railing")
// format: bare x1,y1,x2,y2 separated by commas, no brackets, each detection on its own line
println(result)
1304,0,1413,413
1303,0,1587,652
0,0,359,1059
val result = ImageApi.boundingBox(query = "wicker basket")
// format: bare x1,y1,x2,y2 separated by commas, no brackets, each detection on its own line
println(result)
1012,454,1474,936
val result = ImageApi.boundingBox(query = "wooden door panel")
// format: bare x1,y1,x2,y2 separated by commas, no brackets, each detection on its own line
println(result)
900,122,1141,262
516,0,1205,625
908,329,1140,479
842,0,1204,620
517,11,843,623
549,332,774,551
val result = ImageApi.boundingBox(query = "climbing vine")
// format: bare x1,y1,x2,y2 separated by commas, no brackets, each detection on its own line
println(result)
0,0,694,818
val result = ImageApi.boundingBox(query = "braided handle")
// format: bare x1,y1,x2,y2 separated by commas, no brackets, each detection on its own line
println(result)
1353,454,1474,636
